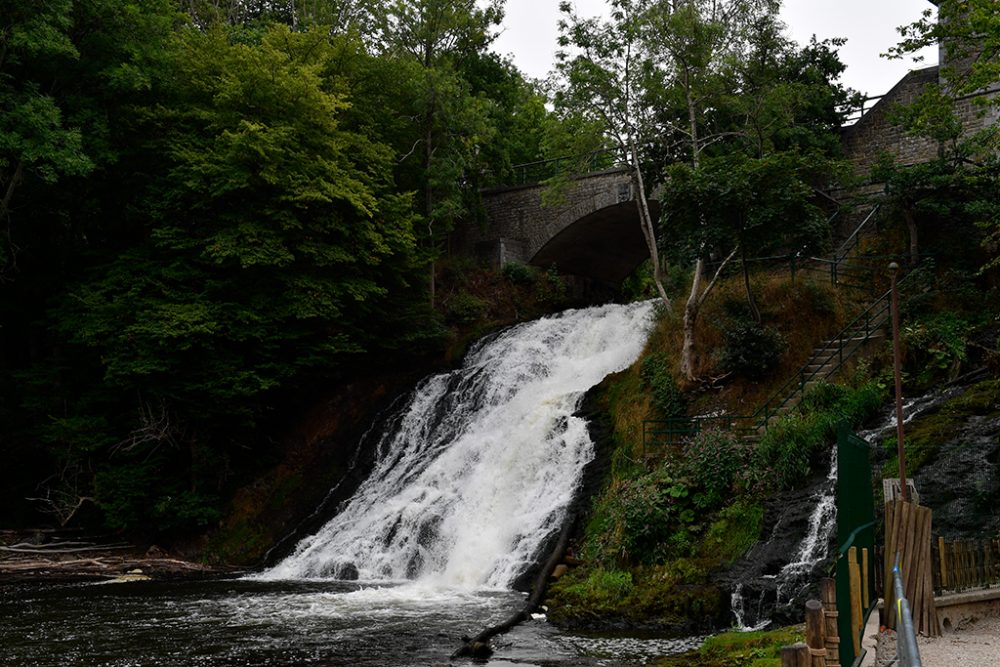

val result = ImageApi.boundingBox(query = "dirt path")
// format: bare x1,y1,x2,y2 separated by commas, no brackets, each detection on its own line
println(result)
916,616,1000,666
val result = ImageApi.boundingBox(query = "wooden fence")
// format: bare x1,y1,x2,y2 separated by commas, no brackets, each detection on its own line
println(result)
884,501,939,636
780,578,848,667
933,535,1000,594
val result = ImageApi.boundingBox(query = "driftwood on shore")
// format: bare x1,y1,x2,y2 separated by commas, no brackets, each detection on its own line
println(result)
1,543,133,554
451,512,576,660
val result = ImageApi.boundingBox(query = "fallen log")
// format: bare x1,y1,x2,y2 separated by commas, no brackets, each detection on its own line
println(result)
1,544,132,554
451,512,576,660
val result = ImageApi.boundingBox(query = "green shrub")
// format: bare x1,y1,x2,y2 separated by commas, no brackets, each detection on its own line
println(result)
501,261,535,285
682,429,749,509
534,265,567,305
903,312,969,386
641,352,687,419
753,380,886,490
583,466,697,566
720,320,786,380
444,291,488,326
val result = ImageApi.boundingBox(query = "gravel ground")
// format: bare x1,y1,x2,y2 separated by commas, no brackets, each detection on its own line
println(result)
863,610,1000,667
916,615,1000,666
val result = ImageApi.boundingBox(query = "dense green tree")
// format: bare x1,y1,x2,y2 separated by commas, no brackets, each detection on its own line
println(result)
0,0,90,275
10,22,438,533
369,0,503,304
553,0,674,305
887,0,999,114
661,152,834,323
882,0,1000,270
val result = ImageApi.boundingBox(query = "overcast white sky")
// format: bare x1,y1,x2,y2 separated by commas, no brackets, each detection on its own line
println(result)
490,0,939,97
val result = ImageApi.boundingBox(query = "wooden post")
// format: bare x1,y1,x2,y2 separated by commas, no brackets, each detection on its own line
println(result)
939,536,947,590
848,546,862,656
862,547,870,611
985,540,994,589
805,600,826,667
821,578,841,667
782,643,810,667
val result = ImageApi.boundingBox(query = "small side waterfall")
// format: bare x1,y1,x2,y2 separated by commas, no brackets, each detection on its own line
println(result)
262,301,654,589
729,386,961,629
729,447,839,631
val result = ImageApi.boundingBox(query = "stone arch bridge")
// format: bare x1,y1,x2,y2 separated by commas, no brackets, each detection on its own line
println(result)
453,167,657,284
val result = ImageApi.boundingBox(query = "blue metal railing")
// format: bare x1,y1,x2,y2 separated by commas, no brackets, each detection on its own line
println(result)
892,553,924,667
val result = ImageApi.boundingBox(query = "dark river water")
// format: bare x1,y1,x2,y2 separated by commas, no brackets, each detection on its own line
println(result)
0,579,700,666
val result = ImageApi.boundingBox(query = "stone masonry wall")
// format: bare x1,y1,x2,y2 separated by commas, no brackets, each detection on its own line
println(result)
455,169,633,268
841,65,998,177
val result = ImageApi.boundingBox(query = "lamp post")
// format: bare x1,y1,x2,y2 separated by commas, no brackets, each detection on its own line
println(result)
889,262,908,503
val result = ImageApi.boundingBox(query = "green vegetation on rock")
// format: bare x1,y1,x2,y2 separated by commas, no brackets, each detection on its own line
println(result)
655,627,805,667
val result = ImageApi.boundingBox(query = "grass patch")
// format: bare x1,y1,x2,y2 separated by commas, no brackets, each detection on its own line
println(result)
698,501,764,566
655,626,805,667
546,563,726,630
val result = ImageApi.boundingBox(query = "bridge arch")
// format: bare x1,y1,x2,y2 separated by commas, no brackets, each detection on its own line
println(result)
456,168,658,284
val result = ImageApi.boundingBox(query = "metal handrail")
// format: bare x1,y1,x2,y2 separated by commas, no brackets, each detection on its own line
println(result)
509,149,622,186
834,204,881,262
643,269,914,449
892,553,923,667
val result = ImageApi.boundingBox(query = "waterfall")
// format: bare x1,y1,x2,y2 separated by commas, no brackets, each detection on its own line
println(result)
729,386,961,629
773,447,838,606
262,301,655,589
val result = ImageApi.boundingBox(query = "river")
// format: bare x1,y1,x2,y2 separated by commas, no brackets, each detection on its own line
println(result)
0,578,700,665
1,302,706,665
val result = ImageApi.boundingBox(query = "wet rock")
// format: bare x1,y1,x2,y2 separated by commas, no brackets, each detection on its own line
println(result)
717,470,837,628
338,562,359,581
913,413,1000,540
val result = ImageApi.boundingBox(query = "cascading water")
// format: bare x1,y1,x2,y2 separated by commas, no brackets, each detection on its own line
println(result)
728,386,962,630
262,301,655,589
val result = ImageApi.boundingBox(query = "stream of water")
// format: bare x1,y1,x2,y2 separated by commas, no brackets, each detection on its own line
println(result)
2,302,708,666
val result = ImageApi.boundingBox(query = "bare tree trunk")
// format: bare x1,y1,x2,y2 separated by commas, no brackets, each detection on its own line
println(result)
679,249,737,380
680,258,704,380
629,140,671,309
425,102,436,307
741,244,760,323
1,159,23,222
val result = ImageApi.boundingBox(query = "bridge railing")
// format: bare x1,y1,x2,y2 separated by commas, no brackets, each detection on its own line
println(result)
508,149,624,186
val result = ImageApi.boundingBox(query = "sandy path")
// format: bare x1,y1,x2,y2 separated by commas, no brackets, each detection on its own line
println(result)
916,615,1000,666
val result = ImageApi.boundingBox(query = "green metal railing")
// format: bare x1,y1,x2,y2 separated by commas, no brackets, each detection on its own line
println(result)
642,269,913,450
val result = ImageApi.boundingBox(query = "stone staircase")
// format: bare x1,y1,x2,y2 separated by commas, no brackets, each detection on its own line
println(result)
644,276,900,449
762,304,890,425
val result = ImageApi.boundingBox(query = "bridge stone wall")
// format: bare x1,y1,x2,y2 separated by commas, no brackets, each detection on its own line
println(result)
456,169,634,270
841,66,998,176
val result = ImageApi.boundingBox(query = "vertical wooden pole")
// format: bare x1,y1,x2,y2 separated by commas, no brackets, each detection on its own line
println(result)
821,578,841,667
938,536,947,590
848,546,862,656
861,548,870,611
985,540,994,589
805,600,826,667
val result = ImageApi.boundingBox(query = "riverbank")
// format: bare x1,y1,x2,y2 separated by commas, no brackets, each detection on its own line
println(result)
0,540,240,584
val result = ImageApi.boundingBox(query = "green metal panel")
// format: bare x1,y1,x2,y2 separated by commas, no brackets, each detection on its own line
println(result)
836,421,877,666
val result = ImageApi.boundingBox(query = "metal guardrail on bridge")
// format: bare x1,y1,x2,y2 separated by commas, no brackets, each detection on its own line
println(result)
508,149,624,187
